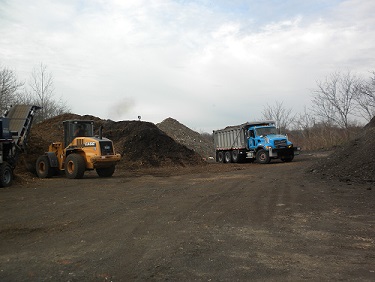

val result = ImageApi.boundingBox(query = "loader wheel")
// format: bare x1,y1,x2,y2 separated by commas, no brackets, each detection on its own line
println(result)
65,153,85,179
36,156,55,178
0,162,13,188
256,149,270,164
96,166,116,177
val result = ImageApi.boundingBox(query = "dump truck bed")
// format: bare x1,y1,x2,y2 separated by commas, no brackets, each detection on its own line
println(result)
213,124,247,150
213,121,275,151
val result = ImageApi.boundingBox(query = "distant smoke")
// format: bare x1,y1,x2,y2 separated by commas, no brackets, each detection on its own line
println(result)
108,98,135,120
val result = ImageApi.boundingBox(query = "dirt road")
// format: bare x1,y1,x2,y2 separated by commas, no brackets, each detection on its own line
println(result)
1,153,374,281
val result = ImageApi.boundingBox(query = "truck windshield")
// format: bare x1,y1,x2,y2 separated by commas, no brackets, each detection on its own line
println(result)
255,126,277,136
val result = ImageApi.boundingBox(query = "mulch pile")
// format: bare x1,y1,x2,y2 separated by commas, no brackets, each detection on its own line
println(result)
157,117,215,159
310,116,375,183
20,114,205,173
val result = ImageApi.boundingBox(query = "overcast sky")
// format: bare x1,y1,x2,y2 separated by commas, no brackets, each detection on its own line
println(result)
1,0,374,132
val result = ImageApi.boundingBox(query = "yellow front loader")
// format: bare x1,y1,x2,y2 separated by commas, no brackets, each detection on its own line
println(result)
36,120,121,179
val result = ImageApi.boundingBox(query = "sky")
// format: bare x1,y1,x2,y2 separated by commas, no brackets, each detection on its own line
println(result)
1,0,375,132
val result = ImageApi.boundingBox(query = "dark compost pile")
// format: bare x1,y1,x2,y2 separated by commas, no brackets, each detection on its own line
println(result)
311,116,375,183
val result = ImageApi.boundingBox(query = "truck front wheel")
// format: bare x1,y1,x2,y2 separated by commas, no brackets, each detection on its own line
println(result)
65,153,85,179
0,162,13,188
96,166,116,177
256,149,270,164
281,155,294,162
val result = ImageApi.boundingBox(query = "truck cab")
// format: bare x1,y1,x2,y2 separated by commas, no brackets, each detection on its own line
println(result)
247,126,278,148
247,124,295,163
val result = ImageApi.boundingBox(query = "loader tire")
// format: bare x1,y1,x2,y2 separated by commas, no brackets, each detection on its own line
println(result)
65,153,85,179
256,149,270,164
0,162,13,188
96,166,115,177
36,155,55,178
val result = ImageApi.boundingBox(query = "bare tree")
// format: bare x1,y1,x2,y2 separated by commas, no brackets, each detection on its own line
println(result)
25,63,70,121
294,107,316,130
0,65,24,114
28,63,54,120
311,71,361,129
356,71,375,121
262,101,295,133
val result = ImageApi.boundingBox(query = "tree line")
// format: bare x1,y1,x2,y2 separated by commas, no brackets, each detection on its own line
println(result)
1,63,374,150
0,63,70,122
262,71,375,150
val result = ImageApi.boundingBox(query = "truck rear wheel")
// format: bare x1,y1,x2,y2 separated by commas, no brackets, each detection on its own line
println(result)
217,151,224,163
256,149,270,164
0,162,13,188
224,151,232,163
36,155,55,178
96,166,116,177
65,153,85,179
231,150,241,163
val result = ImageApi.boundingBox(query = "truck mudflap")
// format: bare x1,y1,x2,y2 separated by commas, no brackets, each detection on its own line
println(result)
91,154,121,168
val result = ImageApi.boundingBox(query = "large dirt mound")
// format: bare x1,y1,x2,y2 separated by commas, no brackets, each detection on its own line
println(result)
103,120,205,167
21,114,205,172
157,117,215,159
311,117,375,183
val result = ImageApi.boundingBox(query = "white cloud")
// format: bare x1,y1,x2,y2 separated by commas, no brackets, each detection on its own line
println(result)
1,0,375,131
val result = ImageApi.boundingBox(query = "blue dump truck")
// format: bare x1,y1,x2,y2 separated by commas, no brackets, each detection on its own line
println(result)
213,120,300,164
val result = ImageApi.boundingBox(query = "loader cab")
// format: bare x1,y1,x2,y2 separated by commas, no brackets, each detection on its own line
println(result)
63,120,94,147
